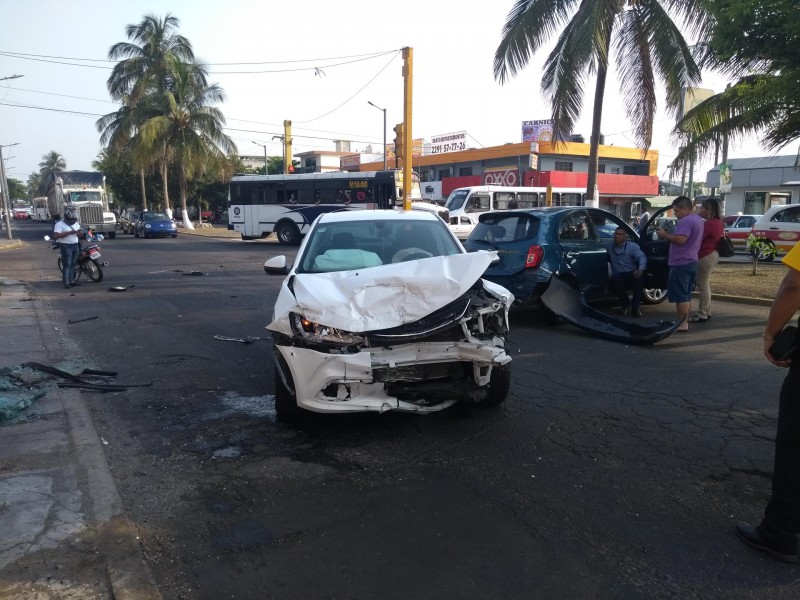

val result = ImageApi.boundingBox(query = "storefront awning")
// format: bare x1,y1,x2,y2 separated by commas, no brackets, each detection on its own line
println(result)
645,196,674,207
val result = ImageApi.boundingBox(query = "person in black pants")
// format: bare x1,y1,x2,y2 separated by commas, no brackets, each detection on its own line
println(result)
606,227,647,317
736,242,800,562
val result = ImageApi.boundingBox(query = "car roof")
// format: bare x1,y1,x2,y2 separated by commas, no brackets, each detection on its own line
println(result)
760,205,795,219
316,209,439,224
477,206,610,219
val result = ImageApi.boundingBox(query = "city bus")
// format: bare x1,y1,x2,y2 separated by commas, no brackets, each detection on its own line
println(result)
227,170,432,244
444,185,587,239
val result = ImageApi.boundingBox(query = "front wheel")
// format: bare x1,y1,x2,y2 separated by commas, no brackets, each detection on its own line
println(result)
57,257,64,273
642,288,667,304
274,366,301,421
483,363,511,406
84,259,103,282
108,231,116,239
275,221,301,245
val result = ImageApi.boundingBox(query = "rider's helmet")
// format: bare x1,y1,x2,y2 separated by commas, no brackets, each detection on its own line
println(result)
63,207,78,225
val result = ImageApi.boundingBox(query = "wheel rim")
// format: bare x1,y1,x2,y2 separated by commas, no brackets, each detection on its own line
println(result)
644,288,667,303
85,260,101,281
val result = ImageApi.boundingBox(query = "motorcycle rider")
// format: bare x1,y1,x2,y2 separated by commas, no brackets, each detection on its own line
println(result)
52,207,84,289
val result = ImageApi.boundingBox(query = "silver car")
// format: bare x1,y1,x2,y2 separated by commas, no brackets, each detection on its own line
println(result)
263,210,513,419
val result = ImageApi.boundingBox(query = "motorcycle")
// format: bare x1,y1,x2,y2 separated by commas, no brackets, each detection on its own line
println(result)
44,230,109,283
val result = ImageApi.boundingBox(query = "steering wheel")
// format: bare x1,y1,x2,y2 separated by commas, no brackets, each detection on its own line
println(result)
392,247,433,263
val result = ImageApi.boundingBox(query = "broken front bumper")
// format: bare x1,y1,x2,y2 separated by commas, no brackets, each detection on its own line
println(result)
273,340,511,414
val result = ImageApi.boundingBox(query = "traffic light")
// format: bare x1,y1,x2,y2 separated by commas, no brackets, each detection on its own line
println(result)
393,123,405,160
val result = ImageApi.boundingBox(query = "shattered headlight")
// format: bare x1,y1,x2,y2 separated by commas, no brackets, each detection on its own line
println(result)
290,312,365,345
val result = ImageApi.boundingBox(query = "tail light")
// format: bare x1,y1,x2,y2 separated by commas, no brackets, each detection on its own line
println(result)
526,245,544,268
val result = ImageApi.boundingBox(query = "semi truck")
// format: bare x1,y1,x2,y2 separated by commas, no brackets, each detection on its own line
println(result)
47,171,117,238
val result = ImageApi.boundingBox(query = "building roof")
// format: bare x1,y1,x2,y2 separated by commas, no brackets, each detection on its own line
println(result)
715,155,799,170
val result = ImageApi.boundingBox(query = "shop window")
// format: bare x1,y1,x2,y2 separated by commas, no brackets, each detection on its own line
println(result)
554,161,573,172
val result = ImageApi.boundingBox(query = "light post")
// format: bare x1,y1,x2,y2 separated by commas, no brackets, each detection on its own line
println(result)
367,101,387,171
0,143,19,239
252,141,268,175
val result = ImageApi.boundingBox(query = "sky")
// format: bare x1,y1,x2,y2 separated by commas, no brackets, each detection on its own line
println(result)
0,0,780,191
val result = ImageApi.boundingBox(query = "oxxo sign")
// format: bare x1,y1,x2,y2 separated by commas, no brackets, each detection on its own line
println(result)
483,168,519,186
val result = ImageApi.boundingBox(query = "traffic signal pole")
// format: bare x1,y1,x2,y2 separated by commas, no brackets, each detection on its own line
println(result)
402,47,413,210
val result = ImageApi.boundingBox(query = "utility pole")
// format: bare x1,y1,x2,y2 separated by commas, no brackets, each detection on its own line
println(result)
283,120,293,174
0,143,19,239
719,83,731,215
401,47,413,210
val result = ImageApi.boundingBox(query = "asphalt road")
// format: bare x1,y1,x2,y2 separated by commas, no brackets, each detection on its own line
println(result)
4,220,799,599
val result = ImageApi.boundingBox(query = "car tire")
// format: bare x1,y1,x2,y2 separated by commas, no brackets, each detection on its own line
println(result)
274,366,301,421
642,288,667,304
134,231,140,238
276,221,301,245
108,231,116,239
483,363,510,406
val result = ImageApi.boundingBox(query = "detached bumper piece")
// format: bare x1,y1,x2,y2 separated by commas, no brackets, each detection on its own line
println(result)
541,275,680,345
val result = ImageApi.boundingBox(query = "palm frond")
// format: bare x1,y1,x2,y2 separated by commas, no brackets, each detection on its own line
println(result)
494,0,579,84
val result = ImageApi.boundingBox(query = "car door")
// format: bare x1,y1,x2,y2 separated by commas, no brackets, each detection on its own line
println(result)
636,206,673,290
556,209,609,298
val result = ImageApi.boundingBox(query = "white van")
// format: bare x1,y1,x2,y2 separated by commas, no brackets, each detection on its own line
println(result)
444,185,586,239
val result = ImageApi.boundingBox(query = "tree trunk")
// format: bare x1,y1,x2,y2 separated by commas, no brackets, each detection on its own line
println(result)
139,169,148,211
160,160,170,214
179,163,194,231
586,35,611,200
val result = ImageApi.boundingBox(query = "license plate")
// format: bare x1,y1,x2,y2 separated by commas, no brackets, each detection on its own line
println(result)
89,252,100,259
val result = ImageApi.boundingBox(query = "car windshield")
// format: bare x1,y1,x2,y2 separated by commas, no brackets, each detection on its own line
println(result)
470,214,540,244
298,218,463,273
444,190,469,211
143,212,170,221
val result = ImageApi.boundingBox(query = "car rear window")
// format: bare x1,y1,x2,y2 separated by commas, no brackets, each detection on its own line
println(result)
471,215,540,243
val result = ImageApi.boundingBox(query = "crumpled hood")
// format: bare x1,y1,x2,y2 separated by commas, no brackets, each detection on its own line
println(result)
268,252,504,334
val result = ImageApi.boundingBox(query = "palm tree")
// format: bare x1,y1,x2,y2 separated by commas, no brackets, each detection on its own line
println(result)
103,13,196,212
137,58,237,230
494,0,706,197
37,151,66,193
669,0,800,173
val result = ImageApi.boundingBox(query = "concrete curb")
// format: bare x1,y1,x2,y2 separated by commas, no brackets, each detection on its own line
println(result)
23,278,163,600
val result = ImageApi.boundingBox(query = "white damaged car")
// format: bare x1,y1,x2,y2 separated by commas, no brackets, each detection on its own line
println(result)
263,210,514,418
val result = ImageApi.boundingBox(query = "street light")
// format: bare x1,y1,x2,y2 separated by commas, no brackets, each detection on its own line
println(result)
252,141,268,175
367,101,387,171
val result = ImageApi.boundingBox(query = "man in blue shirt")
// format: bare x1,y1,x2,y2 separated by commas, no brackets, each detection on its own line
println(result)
607,227,647,317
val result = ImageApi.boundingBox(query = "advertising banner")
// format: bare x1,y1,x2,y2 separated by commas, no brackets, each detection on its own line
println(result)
430,131,466,155
719,163,733,193
522,119,554,142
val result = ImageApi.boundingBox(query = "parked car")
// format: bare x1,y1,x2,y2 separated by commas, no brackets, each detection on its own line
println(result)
723,214,760,248
263,210,513,419
463,206,670,308
13,208,31,220
119,210,141,234
750,205,800,261
134,211,178,239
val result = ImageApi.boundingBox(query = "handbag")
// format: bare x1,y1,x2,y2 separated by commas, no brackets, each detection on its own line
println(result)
717,234,735,258
769,325,798,361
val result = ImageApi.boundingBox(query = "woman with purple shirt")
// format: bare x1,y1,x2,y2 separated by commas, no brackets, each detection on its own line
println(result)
656,196,704,332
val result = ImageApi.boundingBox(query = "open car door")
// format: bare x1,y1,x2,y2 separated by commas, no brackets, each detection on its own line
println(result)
636,206,674,291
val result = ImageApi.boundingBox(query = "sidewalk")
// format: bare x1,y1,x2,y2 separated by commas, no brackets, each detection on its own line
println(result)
0,277,161,600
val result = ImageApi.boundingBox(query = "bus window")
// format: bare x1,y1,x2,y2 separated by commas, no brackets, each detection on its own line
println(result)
495,192,515,209
466,194,490,213
516,192,540,208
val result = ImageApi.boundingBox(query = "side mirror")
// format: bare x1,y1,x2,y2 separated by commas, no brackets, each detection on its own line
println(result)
263,255,289,275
